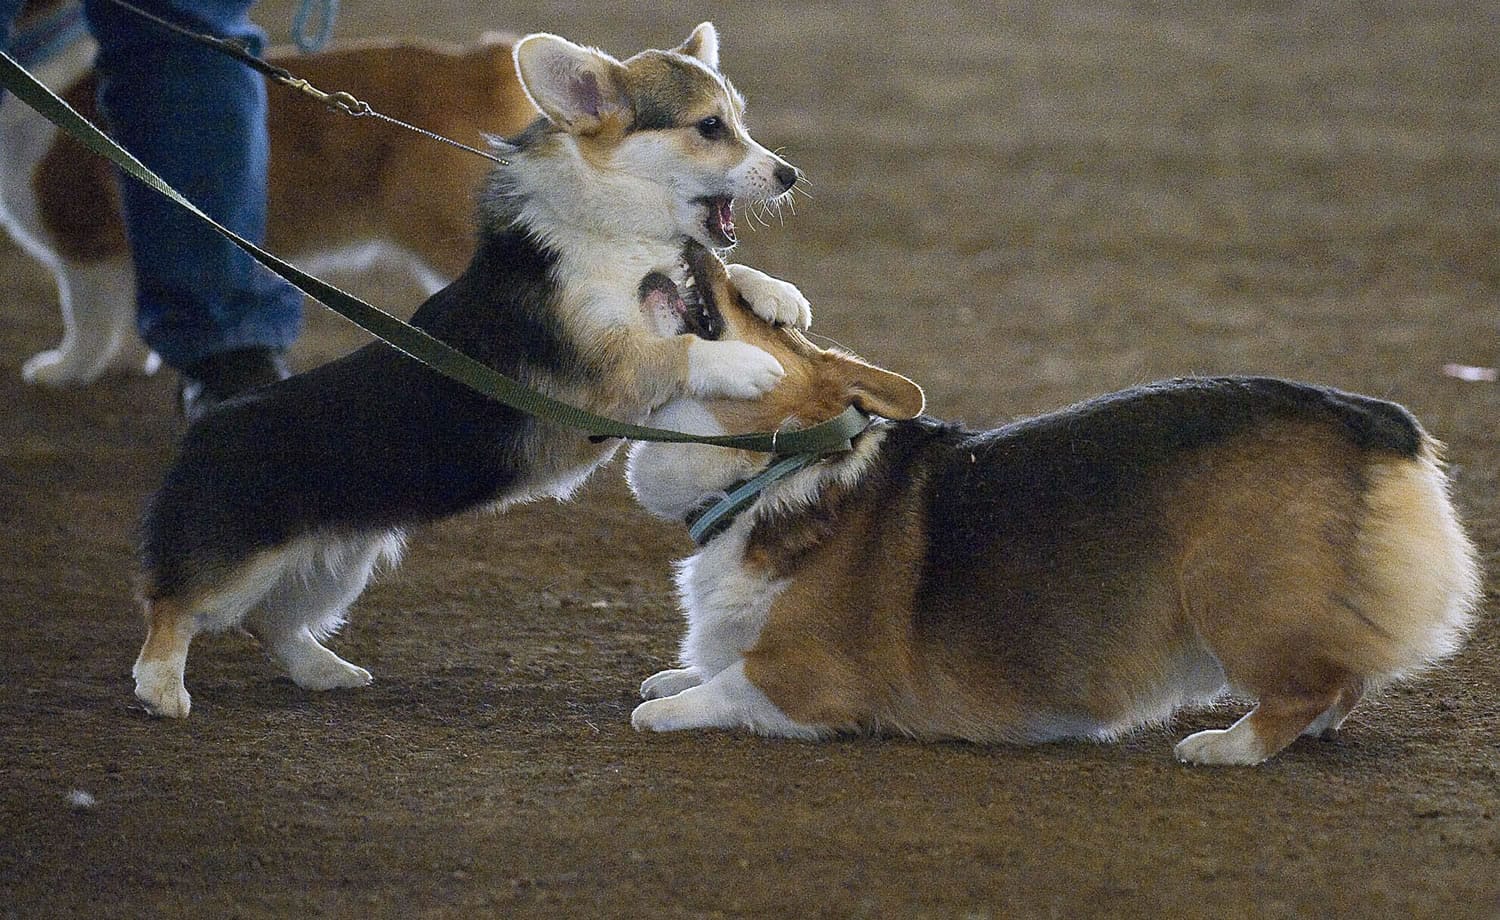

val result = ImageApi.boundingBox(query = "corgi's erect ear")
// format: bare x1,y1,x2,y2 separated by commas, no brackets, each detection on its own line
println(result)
832,355,926,421
514,34,628,133
676,22,720,70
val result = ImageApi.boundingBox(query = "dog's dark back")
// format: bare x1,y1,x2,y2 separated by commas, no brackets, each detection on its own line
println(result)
139,227,583,599
873,377,1425,663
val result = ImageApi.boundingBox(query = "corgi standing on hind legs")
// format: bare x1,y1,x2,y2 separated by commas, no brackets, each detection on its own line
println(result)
132,22,814,718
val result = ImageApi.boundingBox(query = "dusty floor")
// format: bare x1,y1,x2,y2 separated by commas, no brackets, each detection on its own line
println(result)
3,1,1499,917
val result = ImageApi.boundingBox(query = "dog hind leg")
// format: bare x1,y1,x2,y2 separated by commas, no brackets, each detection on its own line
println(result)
132,596,198,718
23,257,154,385
1174,687,1343,766
245,536,392,691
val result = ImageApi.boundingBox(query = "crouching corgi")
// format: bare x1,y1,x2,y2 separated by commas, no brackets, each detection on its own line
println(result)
132,23,812,718
625,248,1482,765
1,30,539,385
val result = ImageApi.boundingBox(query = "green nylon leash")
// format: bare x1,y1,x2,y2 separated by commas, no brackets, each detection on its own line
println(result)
0,50,866,456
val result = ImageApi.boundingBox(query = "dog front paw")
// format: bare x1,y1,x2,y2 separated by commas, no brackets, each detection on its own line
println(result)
727,264,812,330
688,339,784,399
632,696,699,732
641,666,703,700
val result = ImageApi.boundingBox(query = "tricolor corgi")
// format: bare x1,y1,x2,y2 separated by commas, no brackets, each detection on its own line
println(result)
0,31,538,385
132,23,811,718
626,246,1482,765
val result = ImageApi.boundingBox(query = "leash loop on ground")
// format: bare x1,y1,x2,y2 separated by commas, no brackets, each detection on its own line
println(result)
0,50,866,457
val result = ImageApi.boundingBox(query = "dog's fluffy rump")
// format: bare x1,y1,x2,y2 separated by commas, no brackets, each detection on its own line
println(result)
627,267,1482,765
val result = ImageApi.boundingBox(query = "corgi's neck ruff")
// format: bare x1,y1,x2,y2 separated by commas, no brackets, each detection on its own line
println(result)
684,452,821,546
681,408,875,546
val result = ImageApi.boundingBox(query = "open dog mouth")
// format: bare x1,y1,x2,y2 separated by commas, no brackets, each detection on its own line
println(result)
637,241,724,340
695,195,737,247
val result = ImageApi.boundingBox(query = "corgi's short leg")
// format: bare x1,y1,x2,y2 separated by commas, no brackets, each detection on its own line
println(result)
23,258,146,386
246,537,388,691
1303,682,1367,740
254,625,372,691
132,597,197,719
640,666,703,700
631,661,819,738
1175,688,1342,766
725,263,812,330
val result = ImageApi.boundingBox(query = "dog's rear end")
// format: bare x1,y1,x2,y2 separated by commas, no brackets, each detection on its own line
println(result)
627,262,1481,764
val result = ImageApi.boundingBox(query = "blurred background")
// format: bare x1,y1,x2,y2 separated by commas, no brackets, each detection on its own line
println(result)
3,2,1497,916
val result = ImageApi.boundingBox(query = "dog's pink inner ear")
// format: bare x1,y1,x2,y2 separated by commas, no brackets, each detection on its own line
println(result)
567,71,606,119
515,35,625,130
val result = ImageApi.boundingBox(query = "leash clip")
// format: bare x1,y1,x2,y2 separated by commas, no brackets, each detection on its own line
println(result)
326,91,371,117
280,76,369,116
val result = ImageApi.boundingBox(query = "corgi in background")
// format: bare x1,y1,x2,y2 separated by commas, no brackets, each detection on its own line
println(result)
132,23,811,718
625,246,1482,765
0,30,537,385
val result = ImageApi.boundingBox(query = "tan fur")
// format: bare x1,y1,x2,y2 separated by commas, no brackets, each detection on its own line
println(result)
36,35,536,275
636,262,1482,764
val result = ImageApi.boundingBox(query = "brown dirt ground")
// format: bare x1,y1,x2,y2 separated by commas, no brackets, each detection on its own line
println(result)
3,1,1499,917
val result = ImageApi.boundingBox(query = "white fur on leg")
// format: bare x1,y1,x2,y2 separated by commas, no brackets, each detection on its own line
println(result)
1174,717,1271,766
631,660,818,738
725,263,812,329
267,627,373,690
22,257,143,386
132,657,191,719
247,532,398,689
640,666,703,700
687,338,784,399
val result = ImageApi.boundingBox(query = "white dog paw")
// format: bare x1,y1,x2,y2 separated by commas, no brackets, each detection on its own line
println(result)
631,697,700,733
1173,729,1269,766
641,667,703,700
727,264,812,329
21,349,102,387
134,672,191,719
688,339,784,399
290,657,373,691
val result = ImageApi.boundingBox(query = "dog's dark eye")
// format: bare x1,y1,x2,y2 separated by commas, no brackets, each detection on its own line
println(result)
696,116,725,139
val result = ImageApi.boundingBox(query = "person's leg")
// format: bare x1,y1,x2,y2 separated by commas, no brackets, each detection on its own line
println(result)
0,0,29,71
79,0,300,384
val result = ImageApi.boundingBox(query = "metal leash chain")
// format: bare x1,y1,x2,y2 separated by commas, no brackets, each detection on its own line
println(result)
102,0,509,166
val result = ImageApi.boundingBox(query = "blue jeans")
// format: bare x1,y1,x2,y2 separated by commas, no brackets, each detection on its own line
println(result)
2,0,302,370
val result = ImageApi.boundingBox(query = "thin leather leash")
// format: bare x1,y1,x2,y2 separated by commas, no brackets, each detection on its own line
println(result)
0,48,868,455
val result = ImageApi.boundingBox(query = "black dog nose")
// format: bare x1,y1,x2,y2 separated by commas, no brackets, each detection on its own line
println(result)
773,163,798,192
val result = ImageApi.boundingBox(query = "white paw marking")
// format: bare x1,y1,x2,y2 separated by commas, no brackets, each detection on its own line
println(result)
290,657,373,691
22,349,102,387
727,264,812,330
631,695,701,732
134,665,191,719
640,666,703,700
688,339,784,399
1173,728,1269,766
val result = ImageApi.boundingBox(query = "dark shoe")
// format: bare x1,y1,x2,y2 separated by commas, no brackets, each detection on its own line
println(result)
178,347,290,422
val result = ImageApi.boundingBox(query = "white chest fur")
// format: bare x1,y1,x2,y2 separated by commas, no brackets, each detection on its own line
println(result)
675,523,788,678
